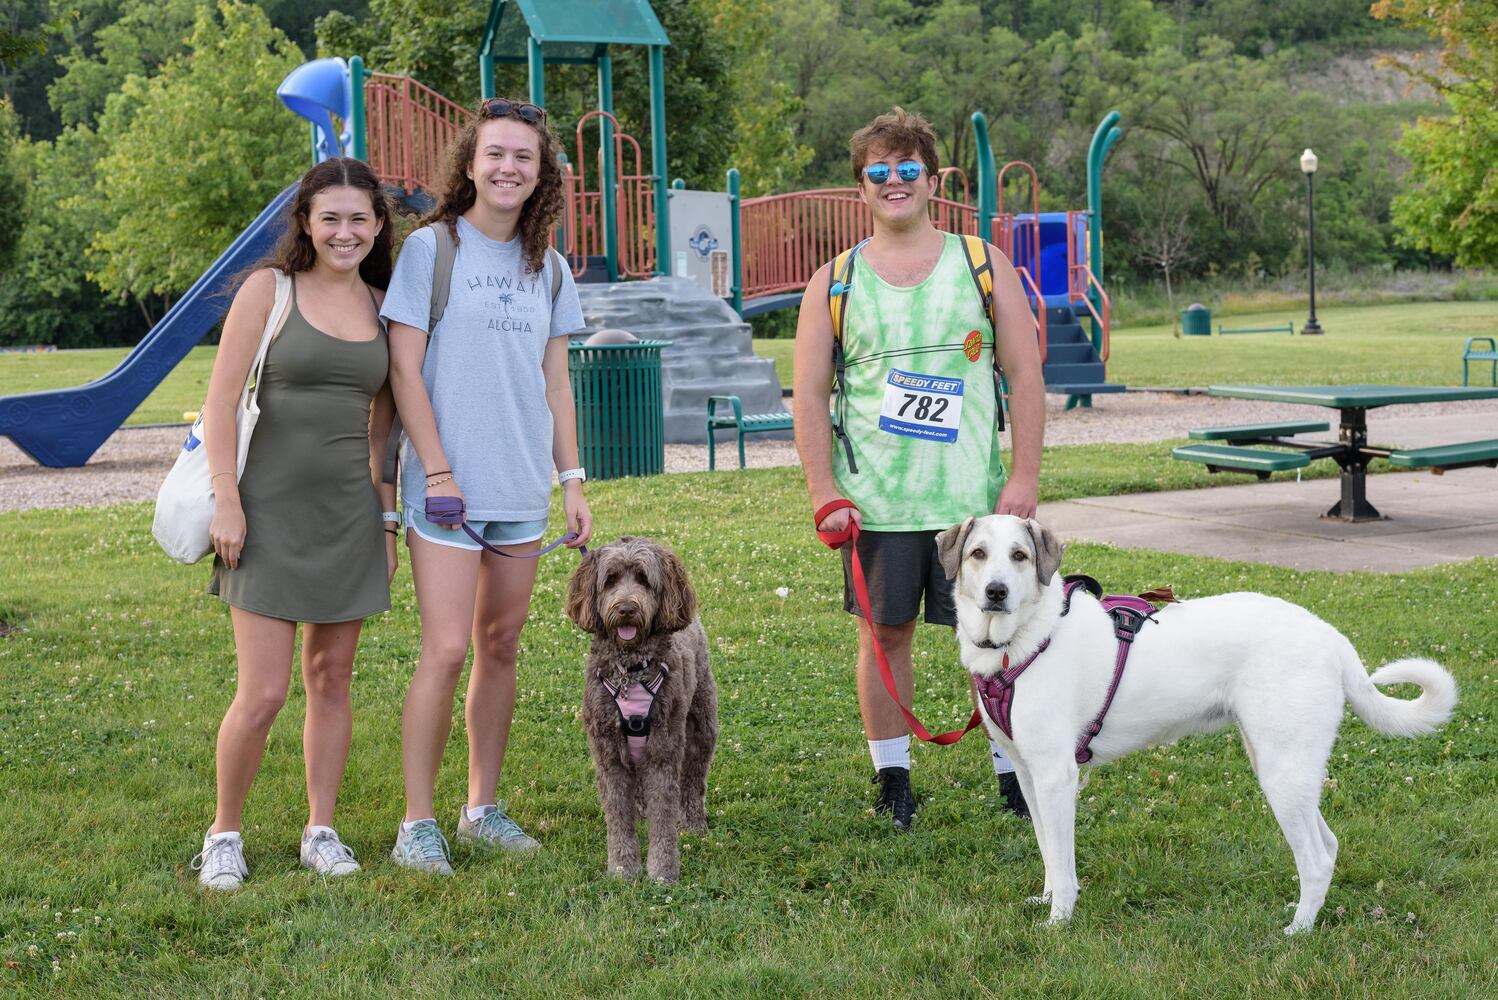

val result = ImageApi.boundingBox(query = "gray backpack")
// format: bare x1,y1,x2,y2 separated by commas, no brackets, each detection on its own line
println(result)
382,225,566,483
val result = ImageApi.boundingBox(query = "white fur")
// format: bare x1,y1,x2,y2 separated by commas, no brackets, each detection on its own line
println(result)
940,514,1459,935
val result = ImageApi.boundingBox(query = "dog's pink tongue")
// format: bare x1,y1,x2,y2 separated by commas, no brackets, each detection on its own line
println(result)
617,624,638,642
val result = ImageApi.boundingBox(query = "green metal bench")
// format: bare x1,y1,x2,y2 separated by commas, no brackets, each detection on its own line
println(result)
707,395,793,470
1463,337,1497,387
1217,322,1294,336
1387,438,1498,473
1187,420,1330,441
1171,443,1311,480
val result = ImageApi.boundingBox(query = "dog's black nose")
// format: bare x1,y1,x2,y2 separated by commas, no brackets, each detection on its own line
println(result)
985,582,1008,605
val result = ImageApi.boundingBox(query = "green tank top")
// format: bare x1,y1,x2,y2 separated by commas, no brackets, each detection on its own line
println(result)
831,232,1005,531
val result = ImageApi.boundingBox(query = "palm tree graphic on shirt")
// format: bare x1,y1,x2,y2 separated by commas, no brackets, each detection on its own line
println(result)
497,292,515,314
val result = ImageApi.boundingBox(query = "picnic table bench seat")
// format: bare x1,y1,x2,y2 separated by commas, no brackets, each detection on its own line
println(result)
1171,443,1311,480
707,395,793,470
1187,420,1330,441
1386,438,1498,472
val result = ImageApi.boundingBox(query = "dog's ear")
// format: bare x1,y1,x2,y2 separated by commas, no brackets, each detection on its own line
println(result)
935,517,975,581
564,549,601,634
1024,518,1065,587
655,546,698,633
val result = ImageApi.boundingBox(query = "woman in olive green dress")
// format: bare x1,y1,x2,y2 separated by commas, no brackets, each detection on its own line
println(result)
191,158,397,890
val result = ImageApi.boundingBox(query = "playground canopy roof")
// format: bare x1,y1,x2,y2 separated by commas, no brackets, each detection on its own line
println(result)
483,0,670,65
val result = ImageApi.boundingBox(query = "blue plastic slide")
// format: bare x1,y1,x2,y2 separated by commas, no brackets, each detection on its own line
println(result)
0,183,297,467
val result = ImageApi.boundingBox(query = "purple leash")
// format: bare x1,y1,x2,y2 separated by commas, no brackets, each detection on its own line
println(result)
424,495,586,557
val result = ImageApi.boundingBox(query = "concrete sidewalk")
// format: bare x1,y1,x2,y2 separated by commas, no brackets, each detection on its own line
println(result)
1039,406,1498,573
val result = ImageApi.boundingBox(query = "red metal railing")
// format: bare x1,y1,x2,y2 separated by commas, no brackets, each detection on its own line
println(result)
1066,210,1111,361
738,187,978,299
364,73,471,195
569,111,656,278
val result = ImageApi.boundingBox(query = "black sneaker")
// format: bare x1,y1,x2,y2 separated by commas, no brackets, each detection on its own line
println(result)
872,766,916,831
998,771,1030,819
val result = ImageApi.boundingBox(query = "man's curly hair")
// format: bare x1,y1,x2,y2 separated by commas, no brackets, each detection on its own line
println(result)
423,98,566,275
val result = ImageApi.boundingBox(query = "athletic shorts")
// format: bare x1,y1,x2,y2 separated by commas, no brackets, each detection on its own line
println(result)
841,529,956,626
405,506,548,551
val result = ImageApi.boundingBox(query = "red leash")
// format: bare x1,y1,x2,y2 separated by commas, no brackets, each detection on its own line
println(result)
814,499,982,746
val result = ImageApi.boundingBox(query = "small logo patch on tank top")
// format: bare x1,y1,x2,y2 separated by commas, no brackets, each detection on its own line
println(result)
963,330,983,362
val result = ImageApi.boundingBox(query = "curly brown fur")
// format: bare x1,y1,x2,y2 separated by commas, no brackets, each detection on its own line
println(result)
565,537,717,882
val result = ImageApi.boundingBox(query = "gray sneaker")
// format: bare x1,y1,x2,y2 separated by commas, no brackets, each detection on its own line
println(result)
390,819,453,875
192,832,248,890
456,803,540,852
300,827,361,877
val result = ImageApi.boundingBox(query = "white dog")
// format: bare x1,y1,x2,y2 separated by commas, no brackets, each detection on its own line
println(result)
936,514,1458,934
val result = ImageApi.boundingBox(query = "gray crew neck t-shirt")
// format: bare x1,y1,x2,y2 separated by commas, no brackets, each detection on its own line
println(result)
380,217,585,521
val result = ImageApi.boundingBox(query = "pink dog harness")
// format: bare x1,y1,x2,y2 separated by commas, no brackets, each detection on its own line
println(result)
601,664,669,764
974,576,1168,765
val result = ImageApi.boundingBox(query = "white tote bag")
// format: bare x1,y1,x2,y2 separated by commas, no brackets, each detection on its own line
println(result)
152,270,293,564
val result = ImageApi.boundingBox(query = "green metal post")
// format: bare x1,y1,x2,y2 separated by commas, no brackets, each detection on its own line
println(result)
727,168,742,313
479,0,501,99
1085,111,1122,354
648,44,669,275
349,55,367,161
528,36,545,106
970,112,996,240
309,122,321,167
598,53,618,282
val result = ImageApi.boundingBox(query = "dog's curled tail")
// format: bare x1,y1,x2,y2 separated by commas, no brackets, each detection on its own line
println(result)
1341,654,1458,738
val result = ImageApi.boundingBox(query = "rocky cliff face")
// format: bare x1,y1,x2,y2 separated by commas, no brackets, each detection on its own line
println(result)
575,277,789,444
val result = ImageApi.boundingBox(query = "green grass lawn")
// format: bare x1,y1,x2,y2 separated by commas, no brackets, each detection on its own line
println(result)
3,465,1494,996
6,301,1491,431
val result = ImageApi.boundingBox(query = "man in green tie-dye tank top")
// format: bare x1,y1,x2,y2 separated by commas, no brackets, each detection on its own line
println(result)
793,108,1044,831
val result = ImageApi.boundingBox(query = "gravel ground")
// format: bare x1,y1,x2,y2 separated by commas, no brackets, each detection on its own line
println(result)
3,392,1495,513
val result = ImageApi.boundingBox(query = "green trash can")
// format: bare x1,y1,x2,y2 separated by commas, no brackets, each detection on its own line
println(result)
568,339,672,480
1181,303,1212,336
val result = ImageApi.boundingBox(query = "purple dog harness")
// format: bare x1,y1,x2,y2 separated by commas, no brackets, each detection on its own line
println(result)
973,575,1166,765
601,664,669,764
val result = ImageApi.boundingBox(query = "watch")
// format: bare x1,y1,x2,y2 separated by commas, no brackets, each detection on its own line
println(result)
558,468,586,485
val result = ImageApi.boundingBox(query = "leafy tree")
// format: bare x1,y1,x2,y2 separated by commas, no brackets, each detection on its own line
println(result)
0,125,148,347
0,101,26,275
88,1,305,307
46,0,200,129
1373,0,1498,268
1,0,77,139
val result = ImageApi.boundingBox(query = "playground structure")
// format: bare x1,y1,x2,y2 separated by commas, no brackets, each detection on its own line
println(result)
0,0,1126,467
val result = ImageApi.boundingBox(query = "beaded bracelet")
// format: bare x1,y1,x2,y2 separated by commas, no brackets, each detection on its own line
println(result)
426,474,453,488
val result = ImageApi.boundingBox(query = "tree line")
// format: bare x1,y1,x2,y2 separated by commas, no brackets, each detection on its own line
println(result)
0,0,1489,348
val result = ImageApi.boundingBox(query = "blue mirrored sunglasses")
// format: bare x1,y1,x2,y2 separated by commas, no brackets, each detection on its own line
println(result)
863,160,925,185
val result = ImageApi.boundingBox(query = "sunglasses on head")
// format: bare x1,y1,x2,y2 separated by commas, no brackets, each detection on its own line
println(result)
481,98,546,124
863,160,925,185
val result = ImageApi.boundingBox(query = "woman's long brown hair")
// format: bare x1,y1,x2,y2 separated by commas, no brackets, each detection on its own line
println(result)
423,99,566,275
259,157,396,289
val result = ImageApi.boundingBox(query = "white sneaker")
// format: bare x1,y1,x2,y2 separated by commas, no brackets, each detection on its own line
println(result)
390,818,453,875
456,803,540,853
300,826,361,877
192,832,248,890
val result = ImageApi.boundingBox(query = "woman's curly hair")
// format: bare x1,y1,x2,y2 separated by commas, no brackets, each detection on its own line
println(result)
423,98,566,275
257,157,395,289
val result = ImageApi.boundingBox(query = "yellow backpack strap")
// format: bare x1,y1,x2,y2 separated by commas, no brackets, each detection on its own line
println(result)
825,238,870,474
961,234,1006,432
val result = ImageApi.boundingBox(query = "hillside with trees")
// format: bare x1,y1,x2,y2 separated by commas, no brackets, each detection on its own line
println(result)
0,0,1487,348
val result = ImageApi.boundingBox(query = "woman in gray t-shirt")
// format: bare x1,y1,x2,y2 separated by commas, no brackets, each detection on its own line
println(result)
382,99,592,872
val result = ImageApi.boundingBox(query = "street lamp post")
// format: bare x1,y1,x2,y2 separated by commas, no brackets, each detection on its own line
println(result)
1300,148,1323,335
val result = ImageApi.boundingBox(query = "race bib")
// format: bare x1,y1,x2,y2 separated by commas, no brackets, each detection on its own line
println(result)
879,368,963,443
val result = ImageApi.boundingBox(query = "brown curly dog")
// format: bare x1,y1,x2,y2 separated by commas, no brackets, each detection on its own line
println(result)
564,537,717,882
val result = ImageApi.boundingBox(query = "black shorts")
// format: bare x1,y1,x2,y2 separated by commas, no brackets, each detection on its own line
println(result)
841,529,956,626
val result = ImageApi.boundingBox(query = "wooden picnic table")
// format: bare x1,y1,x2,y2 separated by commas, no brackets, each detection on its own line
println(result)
1207,384,1498,522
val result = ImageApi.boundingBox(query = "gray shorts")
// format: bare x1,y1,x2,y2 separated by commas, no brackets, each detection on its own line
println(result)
841,529,956,626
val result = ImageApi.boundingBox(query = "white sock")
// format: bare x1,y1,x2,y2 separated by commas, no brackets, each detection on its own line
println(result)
205,830,241,843
989,739,1016,776
465,804,496,821
305,824,336,840
401,818,435,833
869,735,911,771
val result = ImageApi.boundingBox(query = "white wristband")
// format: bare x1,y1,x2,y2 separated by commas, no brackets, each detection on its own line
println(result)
558,468,586,485
381,511,401,523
